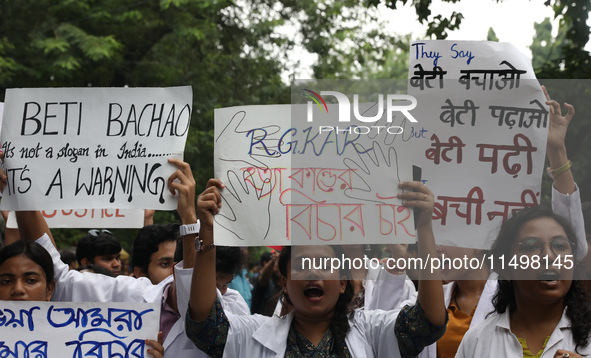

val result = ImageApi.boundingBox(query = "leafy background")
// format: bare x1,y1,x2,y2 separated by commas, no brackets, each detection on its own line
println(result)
0,0,589,255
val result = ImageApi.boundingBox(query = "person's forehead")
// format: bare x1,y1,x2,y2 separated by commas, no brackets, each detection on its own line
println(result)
292,245,337,259
0,255,45,275
149,240,177,263
517,217,567,239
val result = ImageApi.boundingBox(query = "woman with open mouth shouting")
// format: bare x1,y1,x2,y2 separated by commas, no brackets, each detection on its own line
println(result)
185,179,447,358
456,206,591,358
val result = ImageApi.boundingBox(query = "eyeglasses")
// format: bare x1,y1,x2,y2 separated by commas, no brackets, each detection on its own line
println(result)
515,237,572,257
88,229,113,237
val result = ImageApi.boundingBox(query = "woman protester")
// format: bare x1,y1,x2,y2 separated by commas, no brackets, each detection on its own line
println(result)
185,178,447,358
456,206,591,358
0,240,165,357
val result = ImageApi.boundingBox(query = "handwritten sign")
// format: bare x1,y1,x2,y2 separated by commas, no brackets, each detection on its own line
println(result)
214,100,415,247
0,301,159,358
5,209,144,229
407,41,547,248
0,86,192,210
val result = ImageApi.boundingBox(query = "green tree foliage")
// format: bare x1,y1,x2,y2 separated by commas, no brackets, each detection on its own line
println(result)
1,0,589,248
0,0,411,247
486,27,499,42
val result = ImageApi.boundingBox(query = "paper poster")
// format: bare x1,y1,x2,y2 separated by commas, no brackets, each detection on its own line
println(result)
407,40,547,248
214,98,415,247
0,301,159,357
5,209,144,229
0,86,192,211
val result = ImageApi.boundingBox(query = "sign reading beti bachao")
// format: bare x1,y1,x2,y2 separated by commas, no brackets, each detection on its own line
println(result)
0,86,192,211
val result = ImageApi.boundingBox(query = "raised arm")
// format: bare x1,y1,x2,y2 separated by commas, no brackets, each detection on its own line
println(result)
188,178,223,321
543,85,587,258
543,85,575,195
398,181,446,326
0,164,55,246
167,158,198,269
15,211,56,247
163,158,198,314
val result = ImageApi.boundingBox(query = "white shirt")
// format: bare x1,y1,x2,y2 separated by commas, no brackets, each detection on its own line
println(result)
418,274,498,358
166,262,250,358
552,184,587,259
37,234,157,303
219,305,401,358
455,308,591,358
37,234,250,358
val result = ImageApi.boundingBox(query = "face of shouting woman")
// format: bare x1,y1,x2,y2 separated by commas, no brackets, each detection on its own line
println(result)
510,217,573,308
282,246,347,323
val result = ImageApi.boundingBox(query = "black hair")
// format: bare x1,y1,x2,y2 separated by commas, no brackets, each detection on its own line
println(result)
0,241,54,285
278,246,354,358
59,248,77,266
260,251,272,266
215,246,242,276
132,224,180,274
490,206,591,353
77,263,117,277
76,231,121,265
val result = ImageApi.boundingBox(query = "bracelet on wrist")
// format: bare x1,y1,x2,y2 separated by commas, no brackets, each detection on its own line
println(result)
546,160,572,179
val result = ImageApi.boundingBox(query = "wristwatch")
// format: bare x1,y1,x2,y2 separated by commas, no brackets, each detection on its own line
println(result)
195,237,215,253
179,222,200,236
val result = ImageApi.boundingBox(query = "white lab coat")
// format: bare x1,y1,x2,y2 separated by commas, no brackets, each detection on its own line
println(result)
38,234,157,302
417,274,498,358
455,307,591,358
218,302,401,358
416,185,587,358
38,235,250,358
552,185,587,259
364,264,417,310
165,262,250,357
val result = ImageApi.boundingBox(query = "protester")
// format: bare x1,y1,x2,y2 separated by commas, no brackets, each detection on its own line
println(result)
0,240,55,301
59,247,77,270
76,229,122,276
228,247,253,309
0,240,164,357
185,178,447,357
407,85,588,358
456,206,591,357
133,223,180,284
251,249,282,315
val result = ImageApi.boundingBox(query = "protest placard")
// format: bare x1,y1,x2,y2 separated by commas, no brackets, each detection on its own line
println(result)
5,208,144,229
0,301,159,358
214,94,415,247
407,40,547,249
0,86,192,211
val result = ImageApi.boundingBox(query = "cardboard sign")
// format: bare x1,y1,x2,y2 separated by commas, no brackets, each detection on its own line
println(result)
5,209,144,229
0,86,192,210
0,301,160,358
407,40,547,248
214,102,415,246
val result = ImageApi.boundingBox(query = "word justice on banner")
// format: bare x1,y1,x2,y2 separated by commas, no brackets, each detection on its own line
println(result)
5,208,144,229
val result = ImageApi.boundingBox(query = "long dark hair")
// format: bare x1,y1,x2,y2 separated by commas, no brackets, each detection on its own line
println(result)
489,206,591,353
0,241,54,285
278,246,354,358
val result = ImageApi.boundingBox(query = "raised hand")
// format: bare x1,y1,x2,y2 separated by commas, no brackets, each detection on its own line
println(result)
214,171,273,243
167,158,197,225
343,140,401,204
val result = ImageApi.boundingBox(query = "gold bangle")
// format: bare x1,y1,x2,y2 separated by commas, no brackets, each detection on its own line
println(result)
546,160,572,179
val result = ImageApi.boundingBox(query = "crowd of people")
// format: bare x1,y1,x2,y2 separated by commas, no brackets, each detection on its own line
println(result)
0,87,589,358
